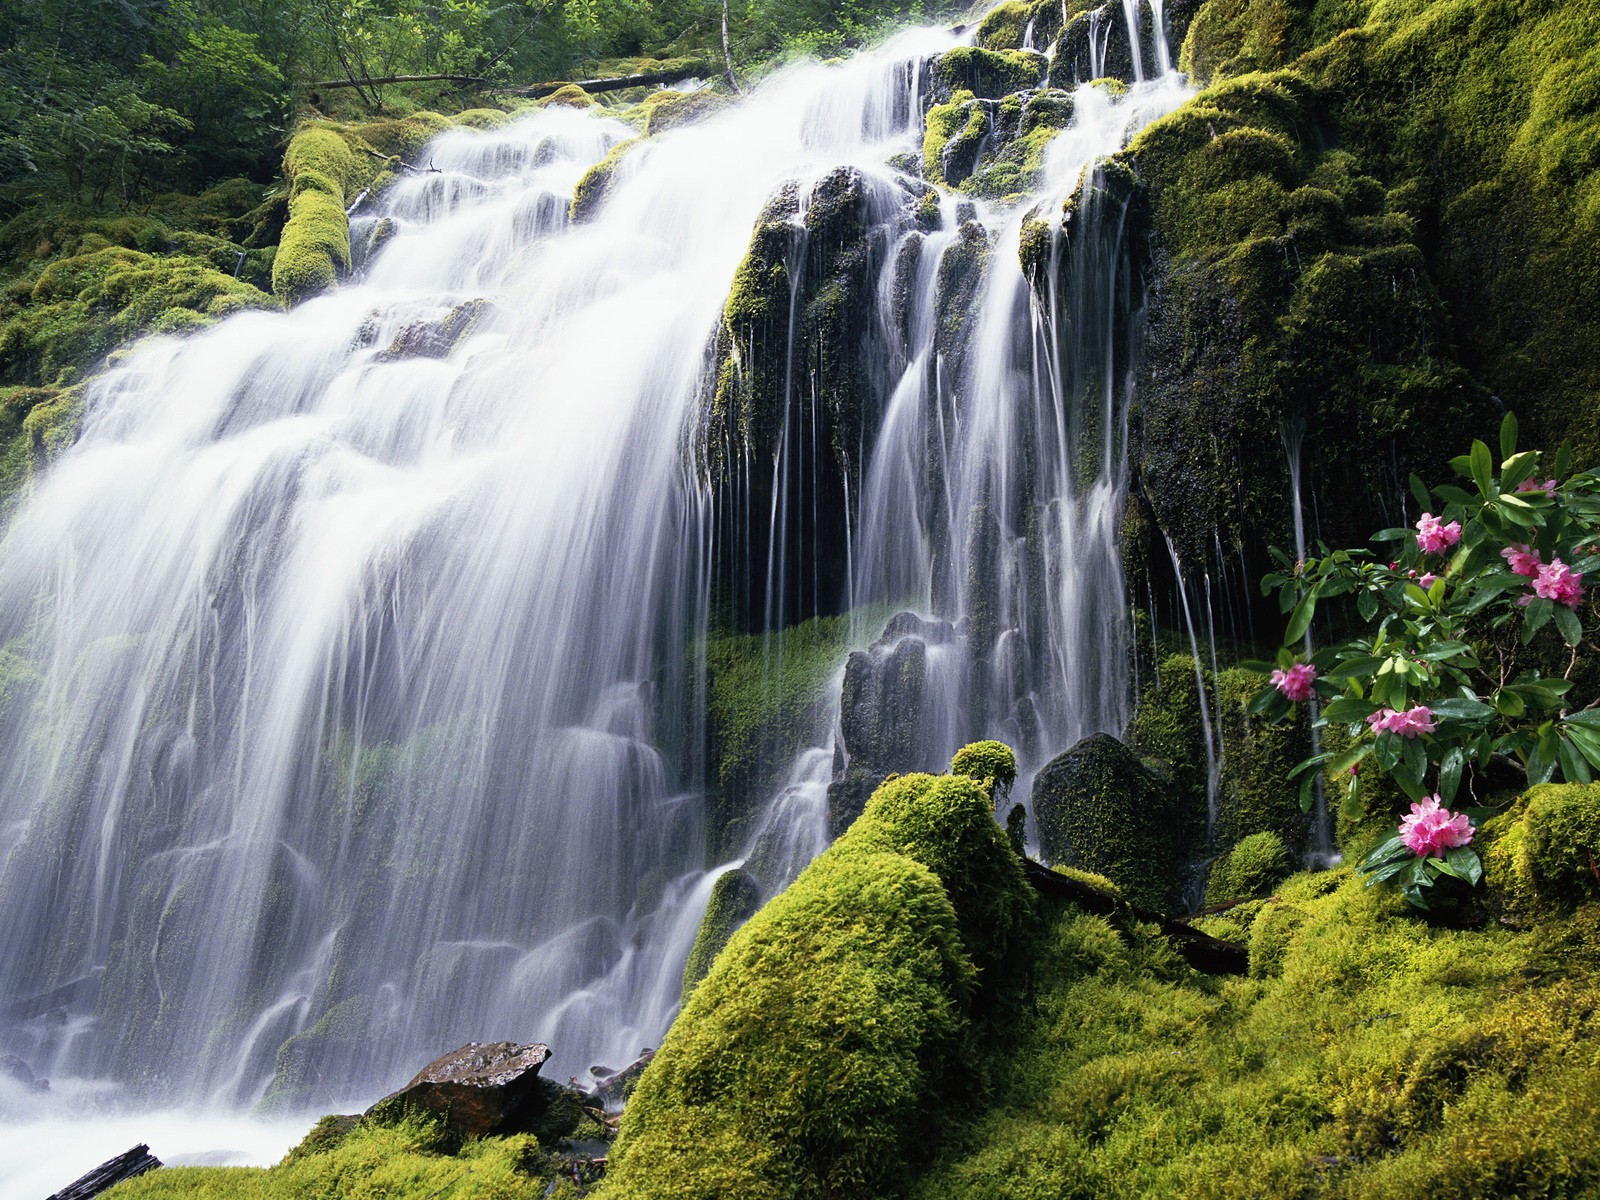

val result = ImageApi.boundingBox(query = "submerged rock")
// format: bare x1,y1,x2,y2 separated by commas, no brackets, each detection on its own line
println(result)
369,1041,584,1143
375,298,491,361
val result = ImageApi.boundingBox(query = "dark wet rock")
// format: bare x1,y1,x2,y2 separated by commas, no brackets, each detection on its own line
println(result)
1031,733,1185,909
588,1048,656,1112
369,1041,584,1143
47,1145,161,1200
375,298,491,362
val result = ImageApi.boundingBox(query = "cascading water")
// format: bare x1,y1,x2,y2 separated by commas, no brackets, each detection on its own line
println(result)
0,4,1193,1187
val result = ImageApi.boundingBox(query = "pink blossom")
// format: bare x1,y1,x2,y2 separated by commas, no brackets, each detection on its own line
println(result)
1271,663,1317,702
1501,544,1542,578
1416,512,1462,555
1365,706,1438,738
1399,794,1474,858
1516,477,1558,497
1532,558,1585,609
1419,573,1438,589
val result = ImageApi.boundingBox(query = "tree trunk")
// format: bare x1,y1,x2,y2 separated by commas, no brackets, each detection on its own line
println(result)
47,1145,162,1200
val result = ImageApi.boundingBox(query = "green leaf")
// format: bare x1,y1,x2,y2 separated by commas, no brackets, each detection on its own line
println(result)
1554,603,1584,646
1430,696,1495,721
1440,746,1465,802
1564,710,1600,731
1285,593,1317,644
1321,697,1380,724
1500,412,1519,461
1358,590,1379,621
1564,724,1600,771
1419,640,1474,662
1528,730,1560,785
1358,834,1408,870
1371,528,1415,543
1447,845,1483,886
1558,735,1594,784
1523,597,1553,642
1449,454,1473,479
1501,449,1538,492
1470,439,1494,497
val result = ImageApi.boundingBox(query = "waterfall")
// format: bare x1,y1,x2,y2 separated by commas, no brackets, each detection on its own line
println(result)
0,3,1192,1163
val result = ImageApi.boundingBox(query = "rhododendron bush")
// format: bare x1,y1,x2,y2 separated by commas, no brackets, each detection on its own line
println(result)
1247,415,1600,907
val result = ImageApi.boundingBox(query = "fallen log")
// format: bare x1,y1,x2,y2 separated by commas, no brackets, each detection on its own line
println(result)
47,1145,161,1200
506,64,716,98
311,73,489,91
1023,859,1250,975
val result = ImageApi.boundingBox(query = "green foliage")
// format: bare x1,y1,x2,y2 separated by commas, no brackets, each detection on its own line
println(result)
680,868,762,998
933,47,1047,100
1207,830,1292,905
1251,419,1600,834
105,1111,566,1199
950,739,1018,800
975,2,1032,50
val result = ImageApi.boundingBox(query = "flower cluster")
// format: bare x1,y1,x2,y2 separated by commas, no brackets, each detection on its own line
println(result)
1270,663,1316,702
1533,558,1585,609
1501,543,1542,577
1415,512,1462,554
1398,795,1475,858
1364,706,1437,738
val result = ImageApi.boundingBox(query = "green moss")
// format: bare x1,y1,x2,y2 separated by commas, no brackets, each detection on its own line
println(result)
106,1112,566,1199
934,47,1047,100
571,137,644,223
1484,784,1600,919
922,91,987,187
976,2,1033,50
950,740,1019,801
911,865,1600,1198
604,847,974,1199
1207,830,1293,906
700,611,857,854
680,868,762,999
839,771,1033,973
539,83,596,108
1031,733,1191,911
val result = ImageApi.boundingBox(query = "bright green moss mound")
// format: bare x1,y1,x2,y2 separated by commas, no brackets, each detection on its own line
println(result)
1207,829,1292,906
912,868,1600,1197
272,113,457,305
934,47,1047,100
106,1112,577,1199
950,739,1018,799
1485,783,1600,919
680,868,762,998
604,847,974,1199
838,771,1033,972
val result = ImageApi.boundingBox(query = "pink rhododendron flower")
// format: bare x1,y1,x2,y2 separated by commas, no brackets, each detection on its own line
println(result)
1516,477,1558,496
1271,663,1317,702
1399,794,1474,858
1419,573,1438,589
1501,544,1542,578
1415,512,1462,554
1365,706,1437,738
1533,558,1585,609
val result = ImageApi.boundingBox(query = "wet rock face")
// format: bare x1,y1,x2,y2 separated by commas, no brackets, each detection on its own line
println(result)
1030,732,1184,909
826,613,957,835
375,297,491,361
369,1041,583,1143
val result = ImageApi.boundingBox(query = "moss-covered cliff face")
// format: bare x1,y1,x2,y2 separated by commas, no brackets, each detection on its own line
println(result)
1124,0,1600,575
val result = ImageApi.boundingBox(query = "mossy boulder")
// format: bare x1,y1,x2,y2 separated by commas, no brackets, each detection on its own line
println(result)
680,868,762,998
570,136,643,223
1206,830,1292,906
1031,733,1186,910
951,740,1019,802
976,1,1034,50
1484,783,1600,919
932,46,1047,101
604,847,974,1199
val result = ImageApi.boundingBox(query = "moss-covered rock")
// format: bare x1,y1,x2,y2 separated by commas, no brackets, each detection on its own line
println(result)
570,136,644,223
976,1,1034,50
951,740,1019,801
604,847,974,1199
680,868,762,998
933,46,1047,101
1207,830,1292,906
1031,733,1188,910
1485,783,1600,919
